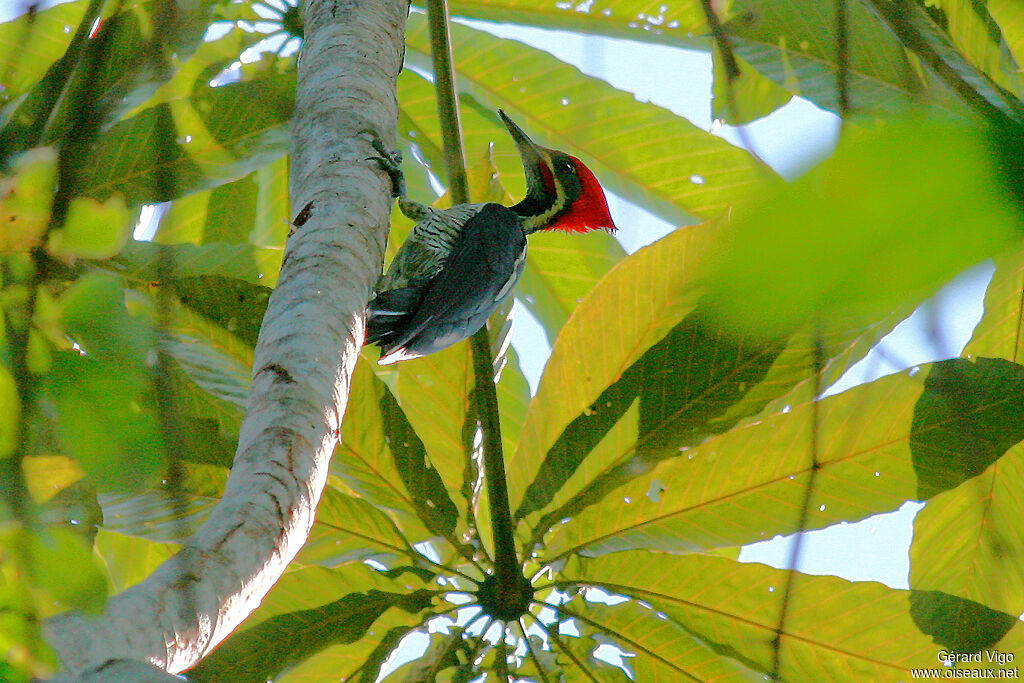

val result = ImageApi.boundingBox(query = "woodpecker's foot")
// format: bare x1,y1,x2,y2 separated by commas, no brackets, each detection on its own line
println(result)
363,132,406,200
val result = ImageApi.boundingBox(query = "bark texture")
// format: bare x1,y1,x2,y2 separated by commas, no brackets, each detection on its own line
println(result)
44,0,405,675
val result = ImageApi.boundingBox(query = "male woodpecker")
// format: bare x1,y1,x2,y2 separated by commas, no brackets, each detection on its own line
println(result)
366,110,616,364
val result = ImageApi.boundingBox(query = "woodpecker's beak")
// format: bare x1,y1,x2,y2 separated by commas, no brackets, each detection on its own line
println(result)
498,109,546,177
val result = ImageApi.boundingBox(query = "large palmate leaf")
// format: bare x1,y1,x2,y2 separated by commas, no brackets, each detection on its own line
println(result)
1,0,224,157
864,0,1024,124
94,530,178,593
543,357,1024,561
712,47,793,125
125,25,268,115
153,154,289,249
510,216,906,539
404,14,767,227
564,552,1024,679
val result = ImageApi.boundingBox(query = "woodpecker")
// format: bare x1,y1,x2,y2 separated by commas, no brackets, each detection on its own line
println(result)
366,110,616,364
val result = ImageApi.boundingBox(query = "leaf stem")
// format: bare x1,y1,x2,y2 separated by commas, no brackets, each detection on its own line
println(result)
770,333,823,680
424,0,523,600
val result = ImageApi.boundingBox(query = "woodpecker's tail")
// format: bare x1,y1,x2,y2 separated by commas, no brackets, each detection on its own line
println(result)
365,286,422,346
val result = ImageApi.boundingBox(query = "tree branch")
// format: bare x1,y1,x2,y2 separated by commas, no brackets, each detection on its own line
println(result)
424,0,522,599
44,0,407,675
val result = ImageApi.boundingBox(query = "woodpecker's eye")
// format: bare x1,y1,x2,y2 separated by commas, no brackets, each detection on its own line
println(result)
556,159,574,174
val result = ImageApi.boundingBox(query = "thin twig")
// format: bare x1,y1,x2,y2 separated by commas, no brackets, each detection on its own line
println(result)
770,334,824,680
835,0,850,118
1,0,121,524
151,61,197,621
699,0,768,168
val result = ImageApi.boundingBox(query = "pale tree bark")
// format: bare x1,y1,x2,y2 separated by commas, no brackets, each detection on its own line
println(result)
44,0,406,676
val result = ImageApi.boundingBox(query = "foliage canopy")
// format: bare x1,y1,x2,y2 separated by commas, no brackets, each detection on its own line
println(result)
2,0,1024,680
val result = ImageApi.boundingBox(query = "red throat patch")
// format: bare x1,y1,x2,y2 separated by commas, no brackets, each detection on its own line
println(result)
548,157,617,234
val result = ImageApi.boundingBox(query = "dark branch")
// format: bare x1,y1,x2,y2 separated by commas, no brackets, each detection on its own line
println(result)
836,0,850,118
424,0,523,605
770,334,824,680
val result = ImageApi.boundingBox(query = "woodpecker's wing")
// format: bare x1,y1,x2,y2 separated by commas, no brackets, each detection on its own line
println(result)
376,203,527,363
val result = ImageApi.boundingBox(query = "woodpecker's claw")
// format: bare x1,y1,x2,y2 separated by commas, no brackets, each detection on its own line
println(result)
361,130,406,199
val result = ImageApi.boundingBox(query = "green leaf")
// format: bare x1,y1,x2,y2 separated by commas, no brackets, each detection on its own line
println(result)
543,630,627,682
93,528,177,594
723,0,964,117
126,25,267,115
705,116,1023,336
519,229,626,339
60,273,151,368
160,296,253,423
988,0,1024,68
964,247,1024,361
0,146,57,253
909,591,1017,653
403,15,766,227
864,0,1024,124
561,598,762,681
46,352,165,491
0,528,57,680
174,275,271,348
187,566,433,683
296,488,412,568
447,0,707,43
117,240,283,288
711,47,793,125
0,1,88,100
99,488,217,542
154,156,289,249
910,442,1024,616
544,356,1024,559
377,628,482,682
25,526,107,614
47,194,132,260
336,360,455,544
509,222,717,521
565,552,1021,680
157,174,258,245
2,0,221,158
75,72,293,206
393,343,475,515
0,363,19,458
379,371,461,541
926,0,1024,99
910,358,1024,498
